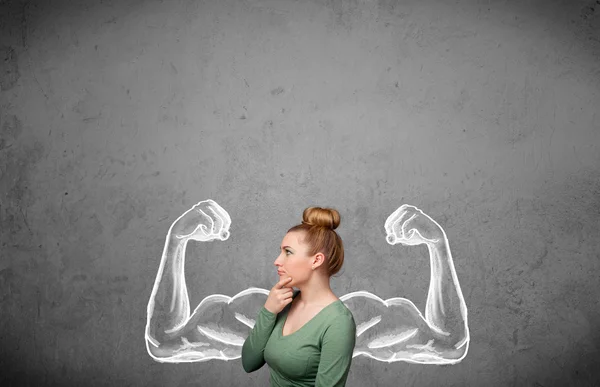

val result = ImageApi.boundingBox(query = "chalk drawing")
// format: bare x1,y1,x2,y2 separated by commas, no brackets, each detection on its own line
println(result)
146,200,469,364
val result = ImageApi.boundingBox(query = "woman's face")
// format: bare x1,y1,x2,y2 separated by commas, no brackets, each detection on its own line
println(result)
274,231,312,287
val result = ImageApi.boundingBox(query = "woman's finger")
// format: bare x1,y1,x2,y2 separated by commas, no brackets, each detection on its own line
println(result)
275,277,293,289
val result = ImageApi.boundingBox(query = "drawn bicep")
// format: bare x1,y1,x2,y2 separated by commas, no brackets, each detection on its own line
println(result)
147,288,269,362
227,288,269,328
341,291,464,363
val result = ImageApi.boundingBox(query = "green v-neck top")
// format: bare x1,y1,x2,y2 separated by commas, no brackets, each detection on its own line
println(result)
242,290,356,386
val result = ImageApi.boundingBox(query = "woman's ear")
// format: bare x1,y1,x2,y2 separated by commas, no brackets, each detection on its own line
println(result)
312,252,326,269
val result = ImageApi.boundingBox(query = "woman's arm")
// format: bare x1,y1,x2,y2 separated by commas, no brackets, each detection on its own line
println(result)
241,307,277,372
315,314,356,387
242,281,297,372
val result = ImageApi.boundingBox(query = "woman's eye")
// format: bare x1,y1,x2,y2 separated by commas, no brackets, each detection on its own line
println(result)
285,250,291,255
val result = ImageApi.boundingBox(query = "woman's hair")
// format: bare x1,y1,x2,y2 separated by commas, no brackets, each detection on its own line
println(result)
287,206,345,276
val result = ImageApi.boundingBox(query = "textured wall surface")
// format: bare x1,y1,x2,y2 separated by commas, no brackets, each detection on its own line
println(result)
1,0,599,385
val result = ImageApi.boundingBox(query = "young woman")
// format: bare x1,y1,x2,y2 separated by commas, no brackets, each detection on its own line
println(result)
241,206,356,386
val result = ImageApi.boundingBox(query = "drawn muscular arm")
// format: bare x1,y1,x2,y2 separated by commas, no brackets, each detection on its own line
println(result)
343,205,469,364
145,200,268,363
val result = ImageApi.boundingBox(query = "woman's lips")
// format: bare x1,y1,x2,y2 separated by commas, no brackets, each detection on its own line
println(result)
277,271,285,276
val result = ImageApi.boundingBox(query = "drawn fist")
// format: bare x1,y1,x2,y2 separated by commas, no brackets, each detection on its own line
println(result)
384,204,445,246
169,199,231,242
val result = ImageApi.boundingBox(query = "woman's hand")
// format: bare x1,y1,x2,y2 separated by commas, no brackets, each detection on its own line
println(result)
169,199,231,242
264,277,294,314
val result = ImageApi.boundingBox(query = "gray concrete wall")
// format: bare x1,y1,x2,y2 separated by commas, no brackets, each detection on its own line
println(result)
1,0,599,385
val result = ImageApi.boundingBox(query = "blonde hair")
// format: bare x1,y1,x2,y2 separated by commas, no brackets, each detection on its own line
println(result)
287,206,345,276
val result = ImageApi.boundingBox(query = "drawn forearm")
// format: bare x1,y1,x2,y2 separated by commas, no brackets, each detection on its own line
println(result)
424,240,468,345
146,232,191,344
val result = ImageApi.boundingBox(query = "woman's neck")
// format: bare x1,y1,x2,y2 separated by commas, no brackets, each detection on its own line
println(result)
295,274,337,306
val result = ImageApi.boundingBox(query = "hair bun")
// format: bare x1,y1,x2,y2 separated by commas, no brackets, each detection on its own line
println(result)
302,207,340,230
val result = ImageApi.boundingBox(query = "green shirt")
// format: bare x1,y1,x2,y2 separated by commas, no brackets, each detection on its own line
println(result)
242,291,356,387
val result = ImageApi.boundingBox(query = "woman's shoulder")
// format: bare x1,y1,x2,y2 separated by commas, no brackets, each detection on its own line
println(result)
333,299,354,318
323,302,356,338
323,298,355,325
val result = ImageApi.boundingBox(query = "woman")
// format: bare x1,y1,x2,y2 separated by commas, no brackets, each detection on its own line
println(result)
241,206,356,387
